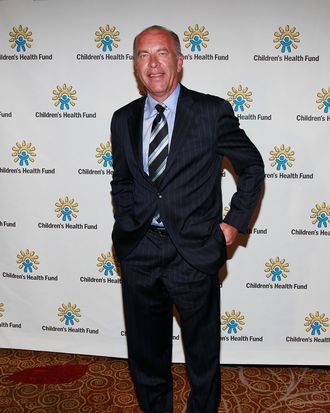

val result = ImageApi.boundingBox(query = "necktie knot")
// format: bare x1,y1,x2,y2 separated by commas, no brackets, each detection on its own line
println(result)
155,103,166,115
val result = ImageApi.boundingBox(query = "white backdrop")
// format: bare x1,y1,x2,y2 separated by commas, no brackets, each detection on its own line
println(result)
0,0,329,365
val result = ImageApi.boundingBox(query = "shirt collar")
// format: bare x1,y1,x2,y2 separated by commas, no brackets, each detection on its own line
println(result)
145,83,181,117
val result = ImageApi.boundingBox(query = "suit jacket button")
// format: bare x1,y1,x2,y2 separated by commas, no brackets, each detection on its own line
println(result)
157,193,162,199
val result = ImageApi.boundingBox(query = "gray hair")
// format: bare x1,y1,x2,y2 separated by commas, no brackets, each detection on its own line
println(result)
133,25,182,59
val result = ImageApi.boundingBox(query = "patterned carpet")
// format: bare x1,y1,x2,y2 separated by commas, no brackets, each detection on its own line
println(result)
0,349,330,412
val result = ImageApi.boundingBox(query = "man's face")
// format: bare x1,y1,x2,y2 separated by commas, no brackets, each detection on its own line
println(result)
134,29,183,102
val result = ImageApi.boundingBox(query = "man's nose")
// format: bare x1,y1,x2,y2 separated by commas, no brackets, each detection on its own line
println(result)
148,54,159,67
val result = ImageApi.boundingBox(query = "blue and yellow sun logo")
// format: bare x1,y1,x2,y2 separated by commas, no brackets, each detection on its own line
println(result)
273,25,300,53
9,25,33,52
95,25,120,52
97,252,120,276
58,303,81,326
221,310,245,334
227,85,253,112
12,140,36,167
0,303,4,318
55,197,79,222
310,202,330,229
304,311,329,336
17,249,39,273
96,142,112,168
52,84,77,111
269,145,295,171
264,257,289,282
316,87,330,113
183,24,209,52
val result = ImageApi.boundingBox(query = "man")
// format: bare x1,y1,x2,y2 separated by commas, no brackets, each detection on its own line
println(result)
111,25,264,413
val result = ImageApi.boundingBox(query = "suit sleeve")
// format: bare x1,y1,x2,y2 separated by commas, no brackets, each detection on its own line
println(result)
216,100,265,233
110,111,134,221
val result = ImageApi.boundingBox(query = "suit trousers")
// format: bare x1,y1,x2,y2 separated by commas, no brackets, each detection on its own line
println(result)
121,229,221,413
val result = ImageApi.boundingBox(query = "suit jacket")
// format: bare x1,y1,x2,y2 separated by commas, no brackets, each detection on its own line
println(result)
110,85,264,274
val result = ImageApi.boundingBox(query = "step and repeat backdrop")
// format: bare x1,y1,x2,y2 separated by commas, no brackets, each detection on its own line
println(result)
0,0,329,365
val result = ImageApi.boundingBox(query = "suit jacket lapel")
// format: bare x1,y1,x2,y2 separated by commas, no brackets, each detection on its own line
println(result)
160,86,195,186
128,96,146,174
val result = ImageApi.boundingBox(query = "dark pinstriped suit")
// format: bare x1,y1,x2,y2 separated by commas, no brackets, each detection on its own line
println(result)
111,85,264,413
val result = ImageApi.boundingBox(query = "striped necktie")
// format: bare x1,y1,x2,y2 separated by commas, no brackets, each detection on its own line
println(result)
148,103,169,186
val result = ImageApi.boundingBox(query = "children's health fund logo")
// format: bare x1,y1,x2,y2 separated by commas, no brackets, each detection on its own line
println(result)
2,249,58,282
227,85,271,121
291,202,330,237
269,144,295,171
95,25,120,52
182,24,228,62
77,141,113,177
58,303,81,326
55,197,79,222
9,25,33,52
17,249,39,274
296,86,330,122
221,310,263,343
0,25,52,61
97,252,119,276
52,84,77,111
266,144,314,180
254,24,319,62
41,303,99,334
264,257,307,290
273,25,300,54
310,202,330,229
246,257,308,291
305,312,329,338
0,140,55,176
183,24,209,52
16,249,57,281
287,312,329,344
96,142,112,169
76,25,132,61
265,257,289,282
37,197,98,230
228,86,252,112
80,252,121,285
12,140,36,166
35,84,96,119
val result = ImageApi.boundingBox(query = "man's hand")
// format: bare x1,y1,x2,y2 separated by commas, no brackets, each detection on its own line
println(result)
220,222,238,245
